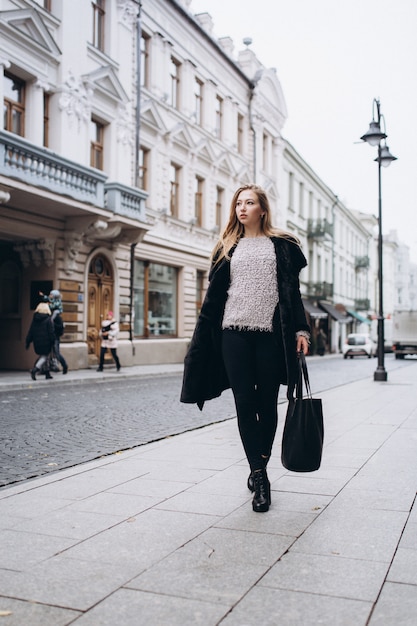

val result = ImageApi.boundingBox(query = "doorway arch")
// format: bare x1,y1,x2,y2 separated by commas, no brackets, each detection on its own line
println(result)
87,253,114,359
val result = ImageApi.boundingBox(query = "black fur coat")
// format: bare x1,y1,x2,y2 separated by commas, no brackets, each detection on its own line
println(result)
180,236,310,410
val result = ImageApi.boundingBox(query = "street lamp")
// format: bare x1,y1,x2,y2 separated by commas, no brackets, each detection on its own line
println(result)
360,98,397,381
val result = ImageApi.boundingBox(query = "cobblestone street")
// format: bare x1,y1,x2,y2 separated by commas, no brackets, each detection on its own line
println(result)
0,375,236,488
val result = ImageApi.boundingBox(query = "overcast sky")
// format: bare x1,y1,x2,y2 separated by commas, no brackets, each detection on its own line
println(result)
190,0,417,261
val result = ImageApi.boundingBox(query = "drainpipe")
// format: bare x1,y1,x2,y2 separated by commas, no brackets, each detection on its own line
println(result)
331,195,338,298
129,1,142,356
331,195,338,352
133,0,142,188
249,87,256,182
129,243,137,355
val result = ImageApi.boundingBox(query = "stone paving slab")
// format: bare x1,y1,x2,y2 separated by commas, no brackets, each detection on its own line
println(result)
220,586,372,626
260,551,390,601
0,597,81,626
368,582,417,626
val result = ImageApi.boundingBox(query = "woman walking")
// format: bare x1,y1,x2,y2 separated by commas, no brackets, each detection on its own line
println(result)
26,302,55,380
181,184,310,513
97,311,121,372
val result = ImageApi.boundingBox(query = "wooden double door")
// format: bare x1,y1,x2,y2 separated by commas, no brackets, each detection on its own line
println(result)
87,254,114,359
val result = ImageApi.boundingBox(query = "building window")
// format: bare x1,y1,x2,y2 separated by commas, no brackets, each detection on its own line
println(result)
194,77,203,125
262,132,270,172
92,0,105,51
215,186,224,230
138,146,149,190
237,113,244,153
288,172,294,211
170,163,180,216
90,118,104,170
140,31,150,88
3,72,25,136
308,191,314,218
194,176,204,226
317,198,322,220
133,261,178,338
43,93,50,147
43,0,52,11
169,56,181,109
299,182,304,217
215,95,223,138
317,254,322,282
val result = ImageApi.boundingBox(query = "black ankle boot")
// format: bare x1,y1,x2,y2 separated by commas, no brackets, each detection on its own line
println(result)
252,468,271,513
247,456,270,492
247,473,255,492
30,367,39,381
45,372,53,380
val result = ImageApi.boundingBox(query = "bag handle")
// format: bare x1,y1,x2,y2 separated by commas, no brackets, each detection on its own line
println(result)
296,350,313,400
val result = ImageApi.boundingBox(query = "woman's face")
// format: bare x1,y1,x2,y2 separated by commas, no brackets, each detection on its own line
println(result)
235,189,264,230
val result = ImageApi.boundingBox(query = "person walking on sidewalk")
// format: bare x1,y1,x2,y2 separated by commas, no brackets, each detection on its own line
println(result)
25,302,55,380
181,184,310,513
52,311,68,374
44,289,68,374
97,311,121,372
316,327,327,356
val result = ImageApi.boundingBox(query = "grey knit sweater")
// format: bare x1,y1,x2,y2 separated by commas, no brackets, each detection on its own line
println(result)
222,236,278,331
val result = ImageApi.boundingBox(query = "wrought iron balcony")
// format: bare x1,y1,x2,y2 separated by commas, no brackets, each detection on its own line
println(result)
355,255,370,270
307,281,334,299
307,218,333,239
355,298,371,311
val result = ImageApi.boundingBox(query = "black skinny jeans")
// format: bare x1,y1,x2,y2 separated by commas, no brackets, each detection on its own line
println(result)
53,339,67,370
222,329,285,473
99,346,120,369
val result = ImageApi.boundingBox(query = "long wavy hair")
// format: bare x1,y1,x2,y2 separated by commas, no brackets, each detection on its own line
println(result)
211,184,300,264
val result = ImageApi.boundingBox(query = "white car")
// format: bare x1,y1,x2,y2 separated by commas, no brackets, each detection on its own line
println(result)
343,333,376,359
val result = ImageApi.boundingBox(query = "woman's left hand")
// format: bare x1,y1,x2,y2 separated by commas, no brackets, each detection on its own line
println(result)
297,335,309,355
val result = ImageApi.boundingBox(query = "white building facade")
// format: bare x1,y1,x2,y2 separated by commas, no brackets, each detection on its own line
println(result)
282,142,374,353
0,0,290,370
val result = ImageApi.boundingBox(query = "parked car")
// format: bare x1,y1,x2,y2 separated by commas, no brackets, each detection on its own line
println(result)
343,333,376,359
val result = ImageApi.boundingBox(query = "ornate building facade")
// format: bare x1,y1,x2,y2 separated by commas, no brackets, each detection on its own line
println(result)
0,0,290,370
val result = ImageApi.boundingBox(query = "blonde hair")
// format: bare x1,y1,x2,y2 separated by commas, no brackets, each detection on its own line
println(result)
211,184,300,264
35,302,51,315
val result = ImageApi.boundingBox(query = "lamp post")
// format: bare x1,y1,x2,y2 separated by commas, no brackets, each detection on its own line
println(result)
360,99,397,381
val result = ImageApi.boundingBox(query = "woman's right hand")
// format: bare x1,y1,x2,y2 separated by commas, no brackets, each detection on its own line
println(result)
296,335,309,355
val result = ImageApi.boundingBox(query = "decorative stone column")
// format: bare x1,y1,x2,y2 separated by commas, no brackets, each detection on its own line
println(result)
26,79,48,145
0,57,11,130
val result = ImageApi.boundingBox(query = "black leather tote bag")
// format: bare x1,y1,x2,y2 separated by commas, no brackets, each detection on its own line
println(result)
281,351,324,472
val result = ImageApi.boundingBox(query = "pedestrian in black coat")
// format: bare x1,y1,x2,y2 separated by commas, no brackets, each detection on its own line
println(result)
25,302,55,380
180,184,310,513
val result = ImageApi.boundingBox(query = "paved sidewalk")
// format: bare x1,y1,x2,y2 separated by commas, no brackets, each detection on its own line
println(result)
1,364,417,625
0,362,185,392
0,353,339,392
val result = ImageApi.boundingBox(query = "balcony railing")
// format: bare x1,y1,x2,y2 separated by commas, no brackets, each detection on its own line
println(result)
105,182,147,221
355,255,370,270
307,281,334,299
355,298,371,311
0,130,106,206
307,218,333,239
